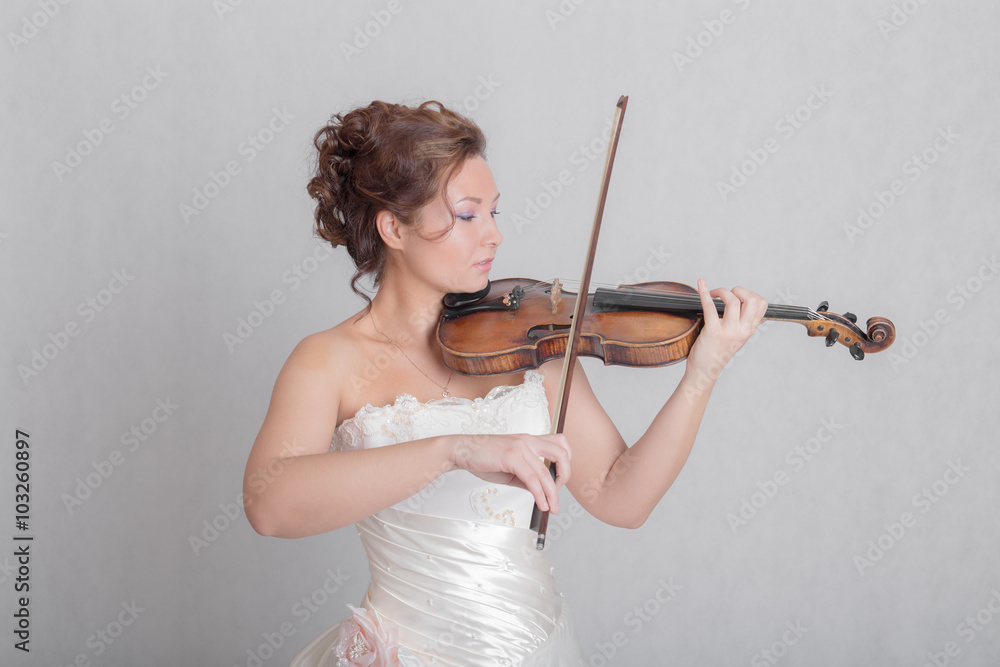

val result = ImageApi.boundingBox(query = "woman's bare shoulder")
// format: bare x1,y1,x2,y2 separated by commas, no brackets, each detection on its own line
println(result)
284,313,367,375
262,314,375,427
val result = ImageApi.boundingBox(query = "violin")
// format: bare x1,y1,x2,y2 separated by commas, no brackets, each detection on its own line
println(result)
438,278,896,375
437,95,893,549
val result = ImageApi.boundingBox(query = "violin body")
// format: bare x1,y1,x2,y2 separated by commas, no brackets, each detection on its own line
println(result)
439,278,702,375
438,278,896,376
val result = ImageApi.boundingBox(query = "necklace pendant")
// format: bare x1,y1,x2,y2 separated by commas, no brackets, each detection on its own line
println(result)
441,390,451,398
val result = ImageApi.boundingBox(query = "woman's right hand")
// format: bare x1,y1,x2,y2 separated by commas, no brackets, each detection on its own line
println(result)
448,433,572,514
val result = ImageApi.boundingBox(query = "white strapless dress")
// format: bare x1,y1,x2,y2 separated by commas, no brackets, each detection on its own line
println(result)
289,370,585,666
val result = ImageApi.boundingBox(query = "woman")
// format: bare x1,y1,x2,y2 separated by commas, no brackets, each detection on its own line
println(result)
243,100,767,666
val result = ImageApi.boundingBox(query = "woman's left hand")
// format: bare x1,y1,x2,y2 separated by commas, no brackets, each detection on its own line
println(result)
684,278,768,384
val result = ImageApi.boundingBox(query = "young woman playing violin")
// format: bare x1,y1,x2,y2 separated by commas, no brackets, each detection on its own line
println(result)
243,100,768,666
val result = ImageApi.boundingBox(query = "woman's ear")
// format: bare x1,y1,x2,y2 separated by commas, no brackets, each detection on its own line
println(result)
376,210,404,251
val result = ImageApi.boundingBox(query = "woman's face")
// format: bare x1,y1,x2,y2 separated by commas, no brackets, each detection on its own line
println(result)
400,155,502,294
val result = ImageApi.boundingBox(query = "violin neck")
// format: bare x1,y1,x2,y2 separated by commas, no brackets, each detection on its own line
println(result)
594,287,820,324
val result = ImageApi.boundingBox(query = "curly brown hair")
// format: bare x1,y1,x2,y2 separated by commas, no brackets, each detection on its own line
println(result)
307,100,487,307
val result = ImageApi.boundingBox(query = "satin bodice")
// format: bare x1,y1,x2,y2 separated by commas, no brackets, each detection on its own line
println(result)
332,370,551,528
290,371,584,666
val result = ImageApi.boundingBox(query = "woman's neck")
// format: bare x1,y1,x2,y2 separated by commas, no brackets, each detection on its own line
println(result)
367,271,445,347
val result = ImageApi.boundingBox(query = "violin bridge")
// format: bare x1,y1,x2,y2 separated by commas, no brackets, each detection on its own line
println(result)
550,278,563,315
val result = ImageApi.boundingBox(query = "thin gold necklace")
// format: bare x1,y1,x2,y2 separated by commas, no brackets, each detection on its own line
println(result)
369,312,453,398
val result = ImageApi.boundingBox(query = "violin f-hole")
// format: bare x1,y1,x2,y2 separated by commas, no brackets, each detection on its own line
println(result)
526,323,571,340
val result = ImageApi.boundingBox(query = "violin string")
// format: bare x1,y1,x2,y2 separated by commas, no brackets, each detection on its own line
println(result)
601,286,833,322
543,281,841,324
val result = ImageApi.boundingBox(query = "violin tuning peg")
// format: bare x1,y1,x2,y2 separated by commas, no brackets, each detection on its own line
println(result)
825,329,839,347
816,301,829,313
843,311,857,324
850,342,865,360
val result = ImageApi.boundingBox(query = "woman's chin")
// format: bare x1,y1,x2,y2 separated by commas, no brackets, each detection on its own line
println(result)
449,276,490,297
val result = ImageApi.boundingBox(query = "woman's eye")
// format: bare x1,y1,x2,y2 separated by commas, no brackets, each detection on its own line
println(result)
490,210,500,217
456,213,475,221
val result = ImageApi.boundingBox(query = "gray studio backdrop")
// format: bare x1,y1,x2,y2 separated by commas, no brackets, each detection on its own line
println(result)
3,1,999,665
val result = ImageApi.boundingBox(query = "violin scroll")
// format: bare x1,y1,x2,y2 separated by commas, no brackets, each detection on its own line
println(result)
802,304,896,360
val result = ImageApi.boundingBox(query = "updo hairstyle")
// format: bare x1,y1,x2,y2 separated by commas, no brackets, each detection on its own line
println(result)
308,100,487,305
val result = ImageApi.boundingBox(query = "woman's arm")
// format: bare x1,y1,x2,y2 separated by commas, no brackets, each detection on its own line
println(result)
243,334,572,538
551,280,767,529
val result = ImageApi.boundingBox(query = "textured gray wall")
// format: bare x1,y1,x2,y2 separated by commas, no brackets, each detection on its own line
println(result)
3,1,999,665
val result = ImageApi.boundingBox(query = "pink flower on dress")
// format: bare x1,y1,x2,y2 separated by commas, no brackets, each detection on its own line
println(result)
332,605,400,666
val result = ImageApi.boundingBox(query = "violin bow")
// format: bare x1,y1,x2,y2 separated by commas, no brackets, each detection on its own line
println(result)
531,95,628,549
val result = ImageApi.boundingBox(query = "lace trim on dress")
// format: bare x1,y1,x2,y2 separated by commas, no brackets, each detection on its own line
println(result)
331,370,547,453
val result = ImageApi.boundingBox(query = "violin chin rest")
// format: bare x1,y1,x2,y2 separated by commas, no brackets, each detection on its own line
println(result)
442,282,491,309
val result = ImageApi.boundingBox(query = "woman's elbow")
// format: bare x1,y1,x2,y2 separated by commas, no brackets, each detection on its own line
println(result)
616,512,649,530
588,503,650,530
243,491,284,537
244,506,270,537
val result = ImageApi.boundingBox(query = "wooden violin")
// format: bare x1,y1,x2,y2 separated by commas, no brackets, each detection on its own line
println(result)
438,278,895,375
441,94,894,549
